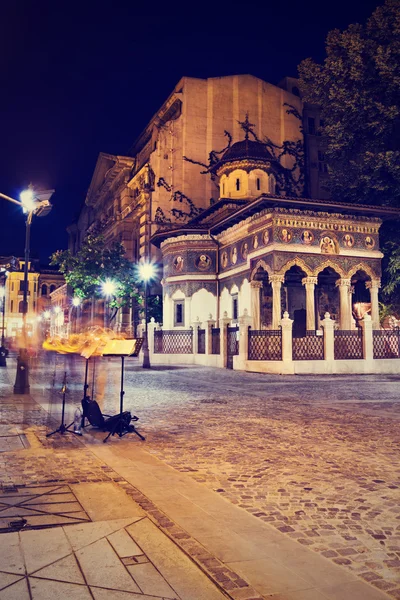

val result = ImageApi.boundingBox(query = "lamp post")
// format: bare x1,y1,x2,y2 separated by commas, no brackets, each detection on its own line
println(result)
13,187,53,394
72,296,81,333
101,279,117,329
0,272,7,367
139,262,155,369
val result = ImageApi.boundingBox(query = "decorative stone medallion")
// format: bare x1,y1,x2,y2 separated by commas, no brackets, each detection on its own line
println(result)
173,256,184,271
253,234,259,249
196,254,212,271
262,230,270,245
301,230,314,245
241,242,249,259
365,236,375,249
221,251,228,268
343,233,355,248
231,247,238,265
280,228,292,243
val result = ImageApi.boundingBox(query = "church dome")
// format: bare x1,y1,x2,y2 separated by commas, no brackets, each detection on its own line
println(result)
214,138,278,200
218,139,275,166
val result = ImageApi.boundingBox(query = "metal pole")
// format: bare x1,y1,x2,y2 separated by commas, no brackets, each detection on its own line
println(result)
142,279,150,368
14,213,32,393
0,278,6,368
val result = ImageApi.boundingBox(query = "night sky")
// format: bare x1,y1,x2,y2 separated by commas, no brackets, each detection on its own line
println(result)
0,1,381,264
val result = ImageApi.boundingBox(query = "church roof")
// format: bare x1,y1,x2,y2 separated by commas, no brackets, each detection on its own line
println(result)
218,139,275,165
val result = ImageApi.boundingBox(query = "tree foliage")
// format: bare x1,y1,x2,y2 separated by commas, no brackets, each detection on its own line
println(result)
299,0,400,206
50,235,141,319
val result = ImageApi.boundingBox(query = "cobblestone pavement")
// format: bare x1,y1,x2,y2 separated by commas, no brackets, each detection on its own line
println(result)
3,356,400,598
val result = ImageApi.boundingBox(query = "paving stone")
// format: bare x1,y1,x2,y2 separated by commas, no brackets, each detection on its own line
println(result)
29,578,93,600
0,577,30,599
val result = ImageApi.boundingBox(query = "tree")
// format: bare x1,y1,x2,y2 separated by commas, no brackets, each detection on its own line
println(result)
50,234,141,323
299,0,400,207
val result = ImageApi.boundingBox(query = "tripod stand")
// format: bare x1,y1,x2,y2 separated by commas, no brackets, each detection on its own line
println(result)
103,355,145,443
46,371,82,437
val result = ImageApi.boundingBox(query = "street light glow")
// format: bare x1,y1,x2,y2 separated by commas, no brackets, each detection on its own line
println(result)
43,310,51,319
54,306,61,314
102,279,117,297
72,297,81,307
139,262,156,282
20,189,36,213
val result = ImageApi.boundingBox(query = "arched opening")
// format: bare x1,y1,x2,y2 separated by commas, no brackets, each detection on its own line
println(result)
284,265,307,337
50,284,56,294
18,300,24,313
253,266,272,328
351,269,371,326
41,284,48,296
317,267,340,326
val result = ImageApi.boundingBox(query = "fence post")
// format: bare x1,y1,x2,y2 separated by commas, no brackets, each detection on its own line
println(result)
360,313,373,364
205,315,216,355
219,311,231,368
321,312,335,370
191,317,201,354
235,309,252,370
147,318,157,356
280,311,294,374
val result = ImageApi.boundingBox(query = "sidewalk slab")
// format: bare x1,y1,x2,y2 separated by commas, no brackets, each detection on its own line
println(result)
88,444,391,600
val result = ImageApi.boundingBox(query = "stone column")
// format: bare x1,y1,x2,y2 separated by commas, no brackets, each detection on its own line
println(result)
270,275,284,330
366,280,381,330
147,318,157,355
236,309,252,370
205,315,216,355
250,281,263,330
191,317,202,355
359,313,373,366
302,276,318,331
280,311,294,374
321,312,335,366
336,279,352,330
219,311,231,369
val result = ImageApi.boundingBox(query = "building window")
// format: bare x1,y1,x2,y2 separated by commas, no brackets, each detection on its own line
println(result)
232,294,238,321
33,301,36,310
50,285,56,293
11,282,14,291
174,301,184,326
222,183,225,195
34,282,36,293
18,301,24,313
11,300,13,313
19,281,26,292
257,178,261,191
236,178,240,191
308,117,315,135
41,284,47,296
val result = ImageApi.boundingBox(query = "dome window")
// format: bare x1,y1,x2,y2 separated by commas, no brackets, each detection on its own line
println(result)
257,178,261,191
236,178,240,191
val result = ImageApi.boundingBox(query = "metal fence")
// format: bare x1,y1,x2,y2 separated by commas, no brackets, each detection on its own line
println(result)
248,329,282,361
292,331,324,361
373,330,400,359
334,329,363,360
154,329,193,354
198,328,206,354
211,327,220,354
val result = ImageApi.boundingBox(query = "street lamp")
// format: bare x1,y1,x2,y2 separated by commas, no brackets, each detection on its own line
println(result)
14,187,53,394
101,279,117,328
0,272,8,367
138,262,156,369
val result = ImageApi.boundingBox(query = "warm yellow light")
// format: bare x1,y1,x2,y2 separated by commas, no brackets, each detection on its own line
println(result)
54,306,61,314
72,297,81,307
102,279,117,296
43,310,51,319
139,262,155,282
20,189,36,213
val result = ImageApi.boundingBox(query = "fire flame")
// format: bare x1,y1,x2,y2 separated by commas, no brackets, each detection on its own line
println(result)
42,327,127,358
